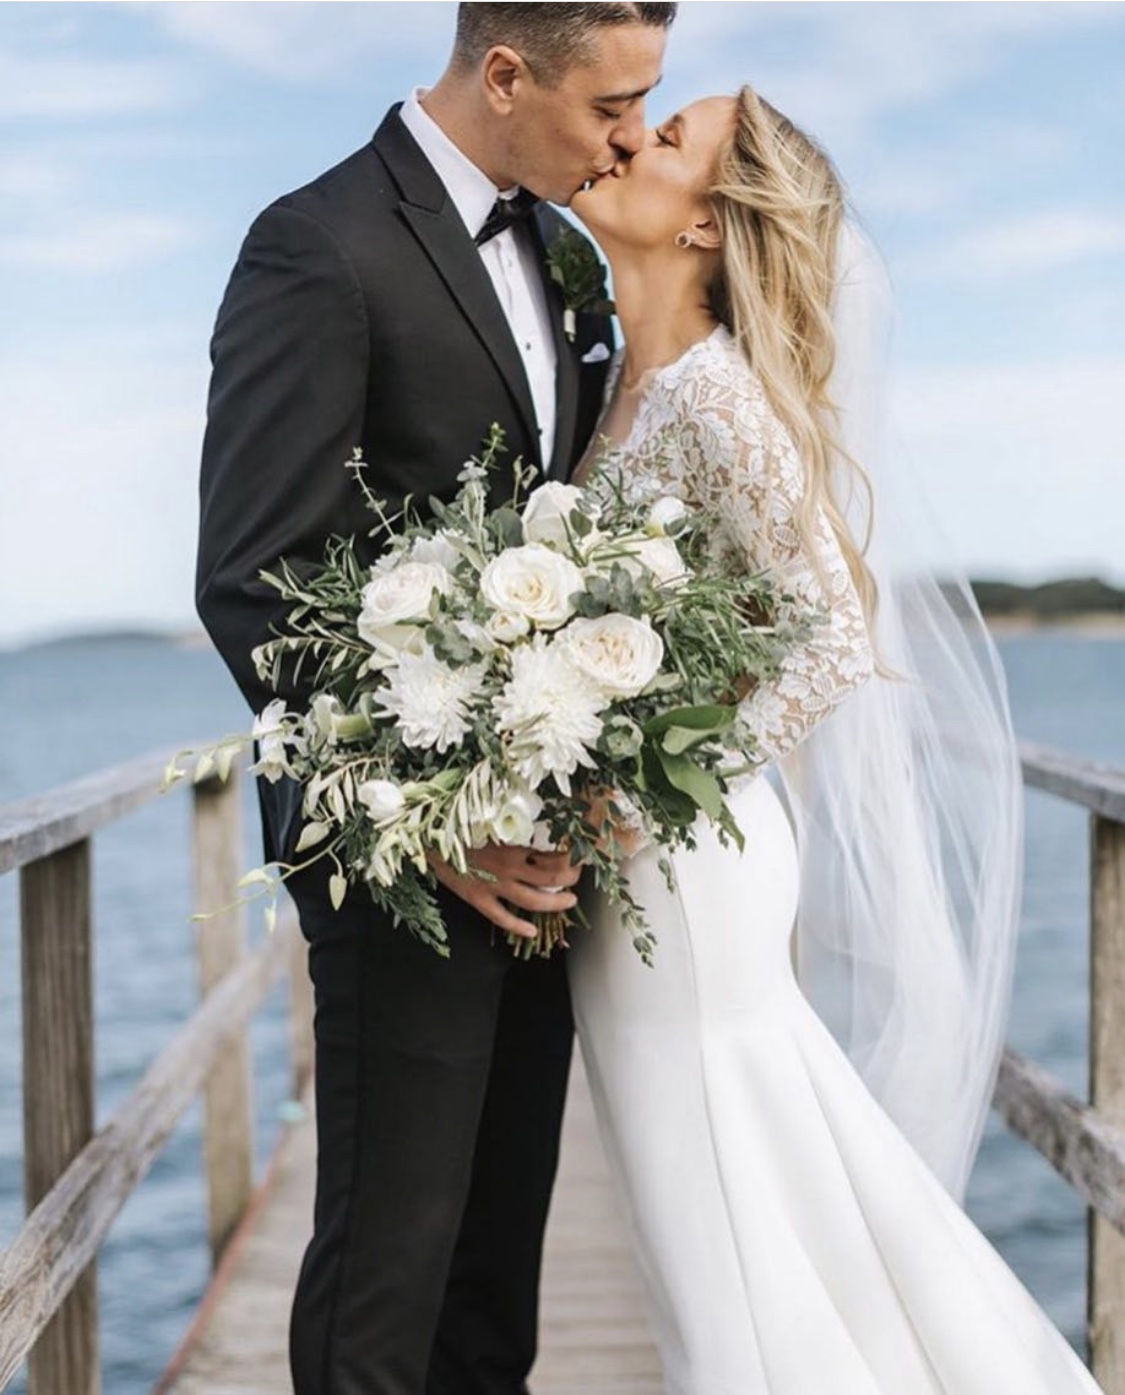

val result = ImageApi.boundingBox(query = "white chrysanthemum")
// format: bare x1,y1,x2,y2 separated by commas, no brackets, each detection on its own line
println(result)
494,637,606,794
375,647,485,754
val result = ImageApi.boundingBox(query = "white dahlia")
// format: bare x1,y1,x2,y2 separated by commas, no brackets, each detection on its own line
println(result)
494,636,606,795
375,647,485,754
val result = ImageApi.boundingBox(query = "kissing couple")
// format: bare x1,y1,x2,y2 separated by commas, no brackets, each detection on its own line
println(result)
196,5,1101,1393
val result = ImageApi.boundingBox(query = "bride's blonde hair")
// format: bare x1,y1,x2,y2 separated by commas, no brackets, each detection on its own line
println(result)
708,85,878,629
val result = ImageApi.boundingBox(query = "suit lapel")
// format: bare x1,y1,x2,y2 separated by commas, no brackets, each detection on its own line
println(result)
530,207,580,480
373,110,540,459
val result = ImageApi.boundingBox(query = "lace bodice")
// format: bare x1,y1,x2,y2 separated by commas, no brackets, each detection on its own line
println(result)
590,326,874,771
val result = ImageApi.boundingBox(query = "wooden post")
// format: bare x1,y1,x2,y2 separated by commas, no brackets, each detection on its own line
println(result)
1089,813,1125,1390
192,772,253,1265
288,921,315,1101
21,840,99,1395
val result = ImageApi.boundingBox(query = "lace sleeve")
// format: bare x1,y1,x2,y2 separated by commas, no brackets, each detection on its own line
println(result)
667,348,875,769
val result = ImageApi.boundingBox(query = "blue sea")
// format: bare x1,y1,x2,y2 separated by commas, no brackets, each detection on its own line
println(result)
0,629,1123,1392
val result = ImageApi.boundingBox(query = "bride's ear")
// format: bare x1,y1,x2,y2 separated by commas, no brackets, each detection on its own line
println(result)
689,211,721,252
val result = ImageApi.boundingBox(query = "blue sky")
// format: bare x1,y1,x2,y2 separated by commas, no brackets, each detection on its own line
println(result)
2,1,1123,646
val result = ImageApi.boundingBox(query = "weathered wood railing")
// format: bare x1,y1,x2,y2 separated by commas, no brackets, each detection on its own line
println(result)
0,749,313,1395
995,741,1125,1392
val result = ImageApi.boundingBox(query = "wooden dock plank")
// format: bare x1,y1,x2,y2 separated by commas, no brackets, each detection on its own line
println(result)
157,1053,663,1394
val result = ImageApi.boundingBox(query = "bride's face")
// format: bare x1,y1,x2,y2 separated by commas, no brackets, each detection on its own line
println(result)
571,95,735,252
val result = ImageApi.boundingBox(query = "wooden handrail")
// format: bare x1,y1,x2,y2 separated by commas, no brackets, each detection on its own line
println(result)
994,1048,1125,1232
1019,740,1125,824
0,919,293,1389
0,747,182,876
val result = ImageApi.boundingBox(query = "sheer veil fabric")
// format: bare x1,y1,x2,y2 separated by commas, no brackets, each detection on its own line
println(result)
776,224,1025,1199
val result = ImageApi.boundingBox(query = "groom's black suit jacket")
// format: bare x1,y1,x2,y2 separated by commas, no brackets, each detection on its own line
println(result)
196,108,613,864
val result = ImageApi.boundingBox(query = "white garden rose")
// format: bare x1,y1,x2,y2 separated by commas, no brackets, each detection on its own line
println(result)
358,562,451,647
486,609,531,645
521,481,586,548
409,530,461,571
646,496,688,537
356,778,406,824
479,544,584,631
555,614,665,699
486,788,544,846
628,536,689,589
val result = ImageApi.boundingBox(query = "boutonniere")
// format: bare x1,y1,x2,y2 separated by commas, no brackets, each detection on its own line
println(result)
545,227,615,342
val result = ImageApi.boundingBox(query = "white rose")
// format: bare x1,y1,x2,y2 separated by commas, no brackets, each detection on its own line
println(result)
486,789,544,846
626,536,690,590
555,614,665,699
250,698,291,784
480,544,584,631
356,778,406,824
646,496,688,537
358,562,451,647
521,482,587,548
409,530,461,571
486,609,531,645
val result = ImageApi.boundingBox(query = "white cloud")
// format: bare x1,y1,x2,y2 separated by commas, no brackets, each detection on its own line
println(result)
901,210,1125,283
0,48,190,118
0,152,77,201
0,212,200,272
147,1,453,82
669,2,1125,148
894,357,1125,582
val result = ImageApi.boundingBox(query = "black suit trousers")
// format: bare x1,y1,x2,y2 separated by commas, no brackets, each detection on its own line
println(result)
286,864,573,1395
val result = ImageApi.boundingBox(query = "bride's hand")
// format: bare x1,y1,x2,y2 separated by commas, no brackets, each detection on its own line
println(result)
583,788,645,860
427,844,580,940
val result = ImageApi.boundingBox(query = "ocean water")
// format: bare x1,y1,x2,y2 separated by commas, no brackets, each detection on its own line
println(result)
0,629,1123,1391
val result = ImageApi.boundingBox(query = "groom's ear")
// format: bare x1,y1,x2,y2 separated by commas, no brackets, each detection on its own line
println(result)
482,45,527,113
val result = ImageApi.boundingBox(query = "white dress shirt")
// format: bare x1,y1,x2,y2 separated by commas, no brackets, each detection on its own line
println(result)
400,89,558,470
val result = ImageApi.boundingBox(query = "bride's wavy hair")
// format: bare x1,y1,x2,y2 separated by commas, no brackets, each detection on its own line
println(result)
707,85,879,632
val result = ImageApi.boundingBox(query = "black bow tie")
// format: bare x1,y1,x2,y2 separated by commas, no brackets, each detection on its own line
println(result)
474,189,540,246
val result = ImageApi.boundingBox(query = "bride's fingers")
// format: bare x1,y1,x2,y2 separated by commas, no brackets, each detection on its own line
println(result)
497,880,578,914
475,843,578,886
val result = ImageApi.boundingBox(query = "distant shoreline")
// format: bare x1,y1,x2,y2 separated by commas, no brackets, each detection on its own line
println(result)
984,613,1125,639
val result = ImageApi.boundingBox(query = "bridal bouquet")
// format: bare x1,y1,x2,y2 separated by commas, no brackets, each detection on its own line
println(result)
172,428,808,962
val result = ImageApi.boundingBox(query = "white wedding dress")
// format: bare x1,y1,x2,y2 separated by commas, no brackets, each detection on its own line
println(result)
568,326,1102,1394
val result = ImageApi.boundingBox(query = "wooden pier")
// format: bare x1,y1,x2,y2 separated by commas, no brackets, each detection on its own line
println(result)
154,1056,662,1395
0,739,1123,1394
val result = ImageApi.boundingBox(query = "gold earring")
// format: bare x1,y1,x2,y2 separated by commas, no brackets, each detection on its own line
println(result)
674,231,694,249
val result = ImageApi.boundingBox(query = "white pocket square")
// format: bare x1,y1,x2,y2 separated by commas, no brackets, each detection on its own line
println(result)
580,343,611,364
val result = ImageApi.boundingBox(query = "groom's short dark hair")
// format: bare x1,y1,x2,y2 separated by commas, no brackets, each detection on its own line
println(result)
454,3,677,82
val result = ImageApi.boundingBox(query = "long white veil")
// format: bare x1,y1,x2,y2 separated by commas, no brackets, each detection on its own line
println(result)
776,223,1024,1200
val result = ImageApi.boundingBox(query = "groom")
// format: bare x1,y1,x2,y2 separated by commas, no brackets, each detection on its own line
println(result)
195,5,674,1393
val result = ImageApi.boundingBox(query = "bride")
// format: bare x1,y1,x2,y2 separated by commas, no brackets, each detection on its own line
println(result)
566,86,1101,1393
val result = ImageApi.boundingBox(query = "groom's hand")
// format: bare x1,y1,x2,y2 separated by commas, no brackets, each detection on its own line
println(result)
427,845,580,939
